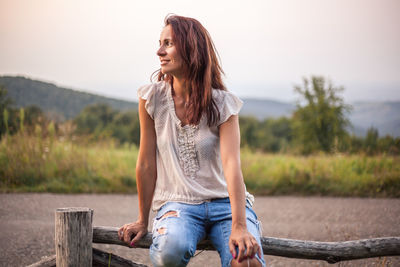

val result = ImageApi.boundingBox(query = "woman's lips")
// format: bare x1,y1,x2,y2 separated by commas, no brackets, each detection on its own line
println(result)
160,60,170,65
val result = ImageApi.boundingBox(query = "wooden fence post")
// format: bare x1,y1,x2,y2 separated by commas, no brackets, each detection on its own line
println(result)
55,207,93,267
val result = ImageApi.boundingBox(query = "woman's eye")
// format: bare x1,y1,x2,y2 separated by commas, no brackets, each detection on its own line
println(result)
159,40,173,48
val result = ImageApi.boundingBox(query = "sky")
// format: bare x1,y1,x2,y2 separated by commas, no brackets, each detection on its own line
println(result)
1,0,399,103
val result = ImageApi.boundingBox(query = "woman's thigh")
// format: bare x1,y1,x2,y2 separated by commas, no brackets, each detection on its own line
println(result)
149,201,206,267
207,198,266,267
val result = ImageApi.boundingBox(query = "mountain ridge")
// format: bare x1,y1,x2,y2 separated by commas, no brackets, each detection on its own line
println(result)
0,75,137,121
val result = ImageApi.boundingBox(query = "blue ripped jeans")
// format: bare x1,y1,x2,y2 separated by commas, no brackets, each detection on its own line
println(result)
149,197,266,267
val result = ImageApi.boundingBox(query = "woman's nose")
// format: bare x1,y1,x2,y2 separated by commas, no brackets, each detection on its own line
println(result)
157,46,166,56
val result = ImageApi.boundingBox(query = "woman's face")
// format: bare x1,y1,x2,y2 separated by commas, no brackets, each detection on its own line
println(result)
157,25,185,78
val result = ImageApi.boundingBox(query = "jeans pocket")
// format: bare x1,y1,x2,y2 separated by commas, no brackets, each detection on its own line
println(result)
246,208,263,237
245,198,252,209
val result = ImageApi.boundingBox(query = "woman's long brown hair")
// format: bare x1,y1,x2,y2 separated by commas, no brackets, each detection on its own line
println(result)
152,14,227,126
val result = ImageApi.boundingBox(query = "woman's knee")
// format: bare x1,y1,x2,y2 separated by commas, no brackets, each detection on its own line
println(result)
150,238,194,267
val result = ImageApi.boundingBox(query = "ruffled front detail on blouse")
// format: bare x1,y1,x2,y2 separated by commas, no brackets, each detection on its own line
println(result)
176,124,200,179
163,82,202,179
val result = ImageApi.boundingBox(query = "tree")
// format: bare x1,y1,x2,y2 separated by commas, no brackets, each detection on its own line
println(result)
73,103,141,145
24,105,45,126
239,116,259,149
0,86,14,137
109,110,140,145
74,103,117,136
292,76,352,154
364,127,379,155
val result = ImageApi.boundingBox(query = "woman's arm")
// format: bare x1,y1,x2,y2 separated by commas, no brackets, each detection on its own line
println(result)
118,98,157,246
219,114,261,262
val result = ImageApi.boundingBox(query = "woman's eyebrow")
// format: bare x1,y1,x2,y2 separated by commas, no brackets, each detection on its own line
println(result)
159,38,172,44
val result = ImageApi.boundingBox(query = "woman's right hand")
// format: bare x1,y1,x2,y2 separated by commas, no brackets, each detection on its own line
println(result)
118,220,148,247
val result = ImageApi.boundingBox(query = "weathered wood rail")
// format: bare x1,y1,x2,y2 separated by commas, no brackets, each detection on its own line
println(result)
28,208,400,266
94,226,400,263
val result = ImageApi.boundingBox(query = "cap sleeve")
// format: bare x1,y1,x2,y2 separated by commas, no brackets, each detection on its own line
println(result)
214,90,243,126
137,83,156,119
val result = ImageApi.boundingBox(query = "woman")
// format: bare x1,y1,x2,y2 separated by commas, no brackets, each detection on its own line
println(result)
118,15,266,267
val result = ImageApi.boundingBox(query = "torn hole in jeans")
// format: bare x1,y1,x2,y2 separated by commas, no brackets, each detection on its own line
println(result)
159,210,179,219
152,210,179,236
157,227,167,235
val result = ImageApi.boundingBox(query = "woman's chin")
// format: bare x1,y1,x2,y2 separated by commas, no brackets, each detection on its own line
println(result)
160,67,182,77
160,67,170,75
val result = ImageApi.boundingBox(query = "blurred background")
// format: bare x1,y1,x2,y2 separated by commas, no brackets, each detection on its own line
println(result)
0,0,399,196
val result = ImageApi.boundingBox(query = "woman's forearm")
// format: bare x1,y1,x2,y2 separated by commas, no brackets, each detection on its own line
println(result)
224,162,247,229
136,165,157,226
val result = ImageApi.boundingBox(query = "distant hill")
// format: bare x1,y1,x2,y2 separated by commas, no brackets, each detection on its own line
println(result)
241,98,400,137
240,98,295,119
1,75,399,137
0,76,137,121
348,102,400,137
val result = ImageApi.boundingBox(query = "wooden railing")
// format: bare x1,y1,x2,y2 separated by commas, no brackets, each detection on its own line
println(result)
28,208,400,266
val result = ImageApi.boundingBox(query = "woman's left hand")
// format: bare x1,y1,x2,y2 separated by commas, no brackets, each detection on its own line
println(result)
229,225,262,262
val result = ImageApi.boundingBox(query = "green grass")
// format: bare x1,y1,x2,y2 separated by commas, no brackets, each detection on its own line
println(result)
1,133,399,197
241,148,400,197
0,132,137,193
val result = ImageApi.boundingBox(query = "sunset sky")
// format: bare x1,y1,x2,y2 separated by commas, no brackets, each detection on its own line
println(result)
1,0,399,102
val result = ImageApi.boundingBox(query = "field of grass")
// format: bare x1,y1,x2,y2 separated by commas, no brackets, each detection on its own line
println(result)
0,132,138,193
1,133,399,197
241,148,400,197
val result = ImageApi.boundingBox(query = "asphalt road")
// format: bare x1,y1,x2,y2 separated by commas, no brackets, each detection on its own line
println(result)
1,194,399,267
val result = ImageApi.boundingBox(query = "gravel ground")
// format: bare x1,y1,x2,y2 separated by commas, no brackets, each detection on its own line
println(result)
1,193,399,267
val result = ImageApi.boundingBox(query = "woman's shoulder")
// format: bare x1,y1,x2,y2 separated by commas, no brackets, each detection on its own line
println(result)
212,89,243,105
137,81,168,98
137,81,169,119
212,89,244,125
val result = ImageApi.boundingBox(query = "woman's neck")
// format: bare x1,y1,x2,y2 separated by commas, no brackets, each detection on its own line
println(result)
172,77,190,102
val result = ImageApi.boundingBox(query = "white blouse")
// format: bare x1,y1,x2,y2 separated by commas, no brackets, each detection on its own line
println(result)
137,81,254,211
